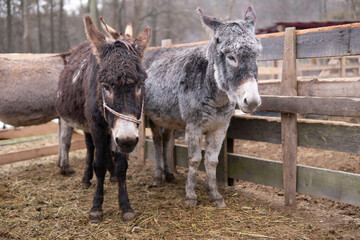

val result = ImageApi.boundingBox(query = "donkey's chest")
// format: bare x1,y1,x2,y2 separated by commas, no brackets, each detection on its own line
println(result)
197,103,235,132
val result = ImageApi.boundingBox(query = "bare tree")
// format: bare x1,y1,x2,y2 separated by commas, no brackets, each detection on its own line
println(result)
89,0,99,27
6,0,12,52
36,0,43,52
22,0,31,52
50,0,55,52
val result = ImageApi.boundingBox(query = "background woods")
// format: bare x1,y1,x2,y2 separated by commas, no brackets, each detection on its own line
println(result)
1,0,360,53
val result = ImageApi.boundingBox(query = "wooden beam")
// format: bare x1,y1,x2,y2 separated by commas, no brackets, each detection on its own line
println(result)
227,138,235,186
260,95,360,117
281,27,298,207
137,114,146,164
258,78,360,98
0,139,86,165
216,139,228,186
0,122,58,140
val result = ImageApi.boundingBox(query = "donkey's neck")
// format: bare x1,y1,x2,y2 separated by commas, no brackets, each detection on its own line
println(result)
203,45,231,109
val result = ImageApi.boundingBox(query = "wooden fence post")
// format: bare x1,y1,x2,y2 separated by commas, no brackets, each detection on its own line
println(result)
217,138,228,186
281,27,298,207
227,137,235,186
137,115,146,164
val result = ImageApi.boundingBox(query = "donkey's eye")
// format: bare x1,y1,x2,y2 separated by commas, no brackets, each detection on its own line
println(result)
102,84,112,96
227,55,236,62
136,83,142,96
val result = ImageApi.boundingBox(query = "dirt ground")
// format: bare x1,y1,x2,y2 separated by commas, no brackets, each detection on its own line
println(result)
0,137,360,239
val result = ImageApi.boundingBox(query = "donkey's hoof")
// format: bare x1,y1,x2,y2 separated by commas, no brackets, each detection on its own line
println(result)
122,210,136,222
212,199,226,208
89,210,103,223
165,173,176,183
109,176,118,182
151,178,162,187
60,167,76,176
81,182,91,189
185,198,197,207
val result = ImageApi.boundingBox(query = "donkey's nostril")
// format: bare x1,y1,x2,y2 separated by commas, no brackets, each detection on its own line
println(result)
244,98,248,105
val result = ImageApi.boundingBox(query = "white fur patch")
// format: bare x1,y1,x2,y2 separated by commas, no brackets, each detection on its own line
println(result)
213,63,223,90
112,118,138,143
72,59,87,84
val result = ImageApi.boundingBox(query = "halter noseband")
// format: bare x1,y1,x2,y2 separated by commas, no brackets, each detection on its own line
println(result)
101,89,143,125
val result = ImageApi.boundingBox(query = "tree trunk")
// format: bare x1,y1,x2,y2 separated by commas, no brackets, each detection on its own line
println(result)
58,0,64,51
118,0,127,33
151,0,158,46
50,0,54,52
166,0,172,39
88,0,99,27
23,0,31,53
133,0,144,36
6,0,12,52
111,0,118,30
36,0,44,53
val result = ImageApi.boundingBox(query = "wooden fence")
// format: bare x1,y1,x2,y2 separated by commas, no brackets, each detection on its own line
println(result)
0,122,85,165
136,23,360,207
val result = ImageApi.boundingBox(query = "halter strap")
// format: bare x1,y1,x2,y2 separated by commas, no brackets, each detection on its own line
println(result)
102,89,143,125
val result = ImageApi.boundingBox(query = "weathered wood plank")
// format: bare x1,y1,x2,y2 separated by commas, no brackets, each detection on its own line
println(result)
0,139,86,165
216,139,228,186
259,78,360,98
0,122,58,140
227,115,360,154
260,95,360,116
228,154,284,189
281,27,298,207
227,153,360,206
137,114,146,164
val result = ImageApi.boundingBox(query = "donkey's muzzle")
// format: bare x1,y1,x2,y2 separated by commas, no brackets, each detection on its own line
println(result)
116,137,139,153
112,118,139,153
237,78,261,113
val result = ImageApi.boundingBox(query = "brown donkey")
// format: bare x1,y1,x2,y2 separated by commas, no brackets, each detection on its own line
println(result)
55,15,151,223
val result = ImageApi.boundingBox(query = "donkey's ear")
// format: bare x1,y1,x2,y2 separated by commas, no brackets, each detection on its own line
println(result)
125,23,133,38
100,16,120,39
133,26,152,56
84,15,106,60
196,7,224,34
244,5,256,25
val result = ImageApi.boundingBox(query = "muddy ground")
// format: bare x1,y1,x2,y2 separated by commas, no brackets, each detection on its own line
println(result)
0,135,360,239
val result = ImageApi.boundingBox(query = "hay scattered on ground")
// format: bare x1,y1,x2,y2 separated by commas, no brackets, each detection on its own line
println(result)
1,151,359,239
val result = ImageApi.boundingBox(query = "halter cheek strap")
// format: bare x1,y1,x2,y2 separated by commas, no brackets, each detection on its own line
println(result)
101,89,143,125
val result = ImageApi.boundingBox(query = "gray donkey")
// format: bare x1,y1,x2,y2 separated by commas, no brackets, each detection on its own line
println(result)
144,6,262,208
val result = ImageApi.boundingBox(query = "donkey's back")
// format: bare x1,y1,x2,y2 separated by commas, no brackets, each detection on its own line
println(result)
145,45,215,130
0,56,65,126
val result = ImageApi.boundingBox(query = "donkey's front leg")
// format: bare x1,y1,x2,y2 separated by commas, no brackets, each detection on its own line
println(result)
58,118,75,176
89,131,111,223
114,152,135,222
204,127,227,208
185,127,202,206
